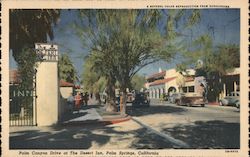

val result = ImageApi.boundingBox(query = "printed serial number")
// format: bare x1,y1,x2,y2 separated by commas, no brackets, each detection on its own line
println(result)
225,150,239,153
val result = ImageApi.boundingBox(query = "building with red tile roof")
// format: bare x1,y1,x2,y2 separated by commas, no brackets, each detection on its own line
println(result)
145,67,240,102
59,80,74,87
145,68,197,99
59,80,80,99
146,71,166,80
148,77,176,86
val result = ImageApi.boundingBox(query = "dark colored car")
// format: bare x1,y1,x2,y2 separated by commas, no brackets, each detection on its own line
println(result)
126,92,134,103
132,93,150,107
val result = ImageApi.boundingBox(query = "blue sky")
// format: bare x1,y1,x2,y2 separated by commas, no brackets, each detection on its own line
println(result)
10,9,240,78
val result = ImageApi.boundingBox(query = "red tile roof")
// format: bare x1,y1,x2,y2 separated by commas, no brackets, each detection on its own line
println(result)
9,69,20,84
60,80,74,87
149,77,176,86
146,71,166,80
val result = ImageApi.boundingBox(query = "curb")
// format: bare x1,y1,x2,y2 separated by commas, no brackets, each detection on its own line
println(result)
61,115,132,126
102,115,132,125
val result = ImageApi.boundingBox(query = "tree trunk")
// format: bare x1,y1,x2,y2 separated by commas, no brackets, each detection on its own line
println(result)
120,87,127,116
105,76,117,112
95,93,101,105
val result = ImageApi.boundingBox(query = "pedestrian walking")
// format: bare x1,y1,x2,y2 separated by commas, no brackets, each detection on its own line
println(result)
74,92,82,111
83,92,89,106
80,92,84,108
67,92,75,113
116,92,121,112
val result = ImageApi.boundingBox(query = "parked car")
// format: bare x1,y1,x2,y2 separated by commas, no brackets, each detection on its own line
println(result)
132,92,150,107
177,94,206,107
169,93,185,104
126,92,134,103
219,91,240,107
235,100,240,109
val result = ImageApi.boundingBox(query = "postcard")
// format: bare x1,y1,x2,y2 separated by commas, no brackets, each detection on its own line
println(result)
1,0,249,157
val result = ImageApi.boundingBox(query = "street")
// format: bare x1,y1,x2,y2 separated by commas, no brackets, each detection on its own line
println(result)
127,101,240,149
10,101,240,149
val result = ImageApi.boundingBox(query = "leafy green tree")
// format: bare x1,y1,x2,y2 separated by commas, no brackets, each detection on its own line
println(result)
178,34,239,101
74,9,200,114
81,57,98,92
15,48,38,116
10,9,60,61
131,75,146,91
92,77,107,94
58,54,78,83
181,34,239,76
206,44,239,101
15,48,38,88
81,56,106,93
82,51,118,111
210,44,240,75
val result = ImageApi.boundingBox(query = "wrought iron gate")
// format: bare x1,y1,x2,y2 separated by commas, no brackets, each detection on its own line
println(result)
9,72,37,126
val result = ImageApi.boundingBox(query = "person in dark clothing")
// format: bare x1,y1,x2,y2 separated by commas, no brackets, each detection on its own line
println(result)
83,92,89,106
80,92,84,108
67,93,74,113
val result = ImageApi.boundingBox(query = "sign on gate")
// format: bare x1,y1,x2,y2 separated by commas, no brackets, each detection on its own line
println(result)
35,43,58,61
9,75,37,126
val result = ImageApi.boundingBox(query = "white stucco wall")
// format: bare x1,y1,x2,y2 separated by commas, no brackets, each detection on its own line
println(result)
165,69,178,78
166,79,179,93
148,68,197,98
185,81,195,87
60,87,73,99
36,61,59,126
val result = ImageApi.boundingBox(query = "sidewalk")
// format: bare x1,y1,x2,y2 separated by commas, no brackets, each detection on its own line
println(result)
61,100,131,126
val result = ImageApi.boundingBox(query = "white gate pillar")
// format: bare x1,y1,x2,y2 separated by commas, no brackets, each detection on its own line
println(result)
35,43,59,126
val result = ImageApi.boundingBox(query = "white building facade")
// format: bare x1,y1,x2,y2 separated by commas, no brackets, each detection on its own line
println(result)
145,68,196,99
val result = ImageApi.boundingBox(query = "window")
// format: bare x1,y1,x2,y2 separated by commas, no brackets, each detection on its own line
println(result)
188,86,195,92
182,87,187,93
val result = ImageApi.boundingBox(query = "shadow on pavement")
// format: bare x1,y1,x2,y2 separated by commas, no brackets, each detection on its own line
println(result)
127,105,187,117
163,120,240,149
10,124,173,149
129,128,174,149
10,125,118,149
9,120,239,149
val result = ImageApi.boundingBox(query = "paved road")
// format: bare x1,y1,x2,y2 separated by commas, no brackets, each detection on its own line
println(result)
127,102,240,149
10,102,239,149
